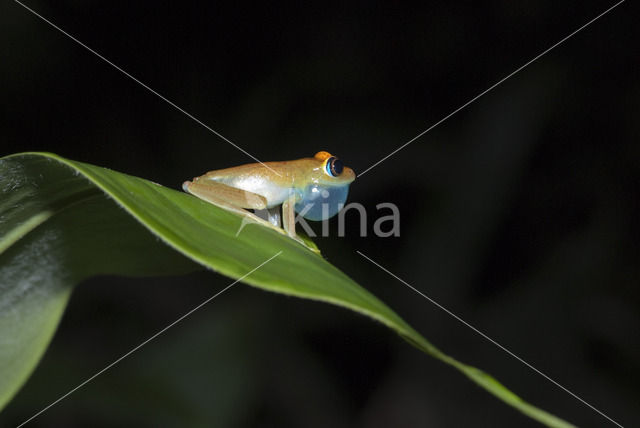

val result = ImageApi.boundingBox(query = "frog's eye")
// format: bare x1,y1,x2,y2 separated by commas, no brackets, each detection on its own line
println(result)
325,156,343,177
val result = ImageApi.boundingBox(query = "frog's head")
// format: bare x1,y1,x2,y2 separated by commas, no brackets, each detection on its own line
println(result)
294,151,356,221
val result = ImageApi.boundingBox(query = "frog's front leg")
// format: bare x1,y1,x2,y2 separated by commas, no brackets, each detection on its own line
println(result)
182,179,285,235
281,194,297,239
281,194,321,254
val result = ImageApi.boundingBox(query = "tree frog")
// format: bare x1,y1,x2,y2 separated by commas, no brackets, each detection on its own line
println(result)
182,151,355,250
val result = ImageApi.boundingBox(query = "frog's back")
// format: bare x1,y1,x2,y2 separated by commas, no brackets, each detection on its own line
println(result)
203,158,315,183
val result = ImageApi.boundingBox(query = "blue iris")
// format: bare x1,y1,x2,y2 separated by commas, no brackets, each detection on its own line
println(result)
294,184,349,221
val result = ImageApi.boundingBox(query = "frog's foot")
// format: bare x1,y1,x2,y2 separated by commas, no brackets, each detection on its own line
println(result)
295,233,321,254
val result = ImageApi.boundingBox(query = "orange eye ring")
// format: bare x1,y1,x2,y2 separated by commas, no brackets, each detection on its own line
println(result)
314,151,332,161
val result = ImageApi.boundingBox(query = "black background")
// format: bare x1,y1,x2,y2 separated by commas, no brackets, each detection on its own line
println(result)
1,1,638,427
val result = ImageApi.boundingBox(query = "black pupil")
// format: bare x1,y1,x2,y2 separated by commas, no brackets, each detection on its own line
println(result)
330,158,344,176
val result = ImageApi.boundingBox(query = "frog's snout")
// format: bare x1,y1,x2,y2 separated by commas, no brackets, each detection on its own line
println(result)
182,180,192,192
344,167,356,182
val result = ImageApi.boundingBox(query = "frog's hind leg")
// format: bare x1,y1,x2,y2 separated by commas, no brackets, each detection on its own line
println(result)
182,179,285,235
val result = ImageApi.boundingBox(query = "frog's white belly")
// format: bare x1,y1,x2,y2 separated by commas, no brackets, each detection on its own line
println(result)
215,175,294,208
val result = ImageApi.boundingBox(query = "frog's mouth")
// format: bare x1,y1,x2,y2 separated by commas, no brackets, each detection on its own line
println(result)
294,184,350,221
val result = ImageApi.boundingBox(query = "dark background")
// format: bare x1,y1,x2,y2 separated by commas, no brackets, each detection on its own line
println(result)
1,1,638,427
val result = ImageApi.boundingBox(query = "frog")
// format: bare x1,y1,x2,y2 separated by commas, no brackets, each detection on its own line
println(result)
182,151,355,251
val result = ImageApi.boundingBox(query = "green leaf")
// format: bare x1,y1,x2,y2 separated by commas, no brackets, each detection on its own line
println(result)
0,152,574,427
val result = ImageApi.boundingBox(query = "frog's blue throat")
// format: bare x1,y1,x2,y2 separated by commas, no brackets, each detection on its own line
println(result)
294,184,350,221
